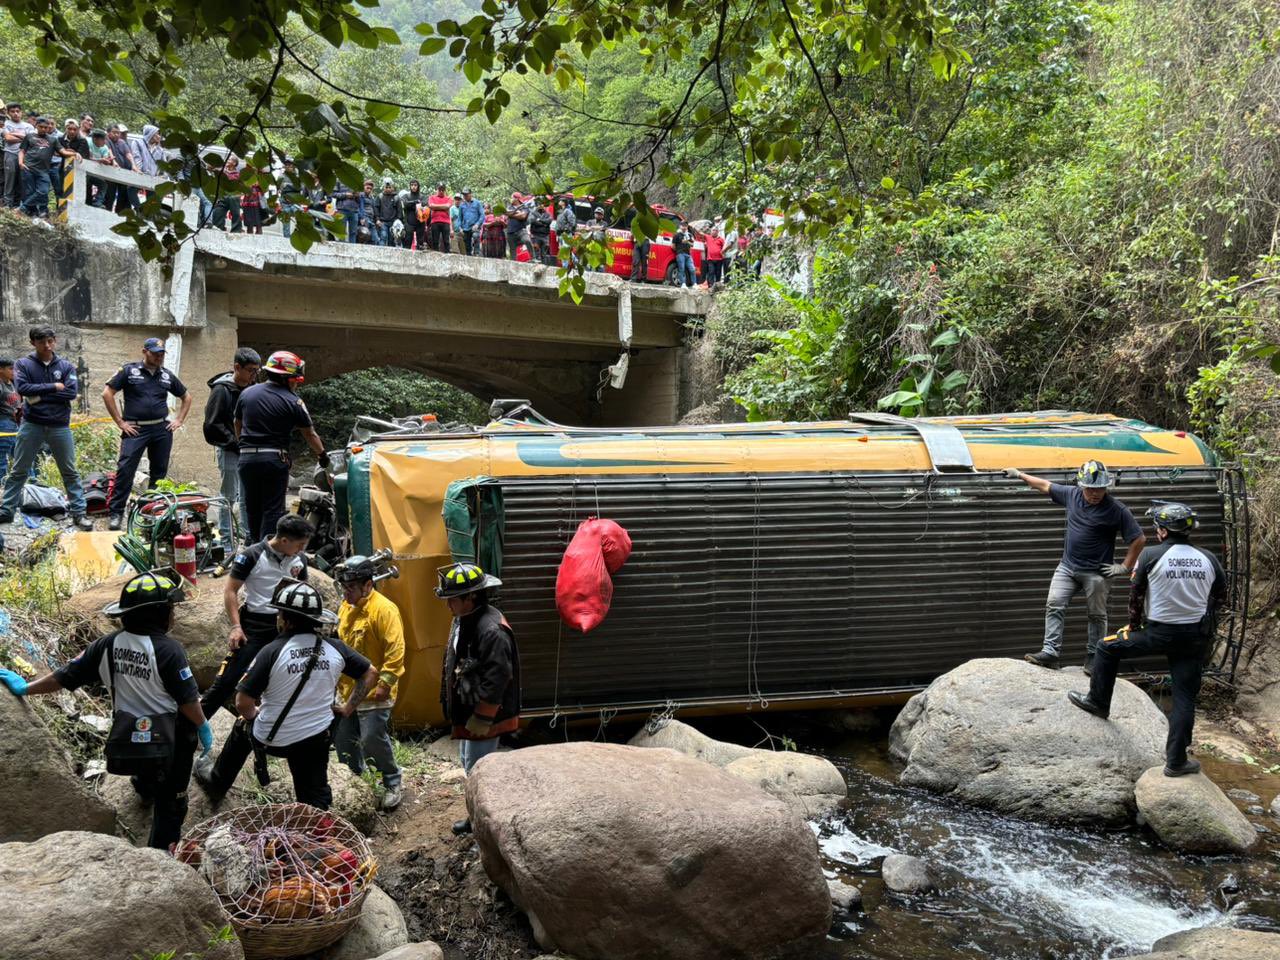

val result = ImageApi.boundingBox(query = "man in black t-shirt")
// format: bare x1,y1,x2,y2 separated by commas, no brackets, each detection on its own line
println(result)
18,117,71,218
1007,460,1145,672
233,350,325,542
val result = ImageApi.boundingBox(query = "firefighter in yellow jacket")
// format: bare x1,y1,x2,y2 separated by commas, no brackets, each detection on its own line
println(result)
333,555,405,810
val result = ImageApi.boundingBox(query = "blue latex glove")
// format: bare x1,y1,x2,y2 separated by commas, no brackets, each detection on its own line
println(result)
0,668,29,697
197,721,214,754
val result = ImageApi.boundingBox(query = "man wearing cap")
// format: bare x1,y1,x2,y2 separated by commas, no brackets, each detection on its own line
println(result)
427,182,452,253
197,579,377,809
203,346,262,544
18,117,73,218
449,192,466,254
456,188,484,256
436,561,520,834
0,325,93,530
333,555,406,811
102,338,193,530
0,570,214,850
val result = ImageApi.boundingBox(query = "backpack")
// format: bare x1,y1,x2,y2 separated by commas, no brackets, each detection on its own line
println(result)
83,472,113,515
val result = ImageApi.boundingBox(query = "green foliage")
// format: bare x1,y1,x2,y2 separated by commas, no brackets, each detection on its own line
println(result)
300,367,489,443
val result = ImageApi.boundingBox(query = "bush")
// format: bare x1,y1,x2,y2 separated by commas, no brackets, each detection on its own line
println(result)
300,368,489,445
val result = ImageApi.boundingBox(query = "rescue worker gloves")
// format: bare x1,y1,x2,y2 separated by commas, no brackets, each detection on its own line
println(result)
0,667,28,696
1003,468,1021,479
197,720,214,754
1103,625,1132,645
1100,562,1130,579
268,578,339,625
1147,500,1197,533
435,562,503,598
464,714,493,738
102,570,186,617
1076,460,1114,488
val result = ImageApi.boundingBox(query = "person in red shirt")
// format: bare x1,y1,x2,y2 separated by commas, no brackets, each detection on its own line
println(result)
427,182,452,253
703,229,726,287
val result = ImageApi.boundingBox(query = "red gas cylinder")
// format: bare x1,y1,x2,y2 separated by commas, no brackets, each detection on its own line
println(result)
174,531,197,585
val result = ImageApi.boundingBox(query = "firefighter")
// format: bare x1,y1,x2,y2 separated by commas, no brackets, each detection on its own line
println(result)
233,350,325,542
1007,460,1145,672
102,337,194,530
1068,502,1227,776
436,561,520,835
0,571,214,850
333,554,406,811
197,579,377,809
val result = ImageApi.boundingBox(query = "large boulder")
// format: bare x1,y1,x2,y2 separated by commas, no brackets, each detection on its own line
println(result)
1135,927,1280,958
66,570,338,689
467,742,831,960
0,831,244,960
1133,768,1257,855
319,886,409,960
888,658,1166,825
629,720,847,817
881,854,932,894
0,690,117,841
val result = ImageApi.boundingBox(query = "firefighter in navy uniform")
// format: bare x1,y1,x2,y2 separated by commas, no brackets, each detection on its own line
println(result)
0,571,214,849
102,337,194,530
197,579,377,809
234,350,325,542
437,561,520,835
1068,502,1227,777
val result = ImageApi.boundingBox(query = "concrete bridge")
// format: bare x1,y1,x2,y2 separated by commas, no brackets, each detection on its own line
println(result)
0,162,707,486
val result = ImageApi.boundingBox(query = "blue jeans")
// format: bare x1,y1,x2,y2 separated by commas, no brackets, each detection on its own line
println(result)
374,222,391,246
215,447,248,543
341,212,360,243
279,202,301,238
676,252,696,286
1043,561,1111,656
334,708,402,789
1,422,86,517
194,187,213,227
20,168,52,217
459,737,500,774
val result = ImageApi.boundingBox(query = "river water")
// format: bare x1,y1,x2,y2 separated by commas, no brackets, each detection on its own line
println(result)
791,724,1280,960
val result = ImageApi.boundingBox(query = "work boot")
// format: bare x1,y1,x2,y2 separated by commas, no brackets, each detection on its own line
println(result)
1024,650,1060,669
108,514,123,531
451,818,473,836
381,785,403,812
72,515,94,531
1082,653,1095,677
1163,758,1202,778
1067,691,1109,719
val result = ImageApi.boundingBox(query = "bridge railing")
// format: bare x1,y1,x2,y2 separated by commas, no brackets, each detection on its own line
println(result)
61,157,170,228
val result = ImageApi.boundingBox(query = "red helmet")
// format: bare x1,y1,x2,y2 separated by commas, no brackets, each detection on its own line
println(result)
262,350,305,384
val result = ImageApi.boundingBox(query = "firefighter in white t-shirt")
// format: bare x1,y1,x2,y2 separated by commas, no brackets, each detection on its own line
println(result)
1068,501,1227,777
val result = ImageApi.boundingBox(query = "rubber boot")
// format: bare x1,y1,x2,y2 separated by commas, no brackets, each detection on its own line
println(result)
1163,758,1201,777
1067,690,1109,719
1082,653,1095,677
1024,650,1060,669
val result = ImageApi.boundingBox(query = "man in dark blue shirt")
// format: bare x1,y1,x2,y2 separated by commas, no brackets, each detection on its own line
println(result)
102,337,193,529
0,325,93,529
1006,460,1145,672
233,349,325,542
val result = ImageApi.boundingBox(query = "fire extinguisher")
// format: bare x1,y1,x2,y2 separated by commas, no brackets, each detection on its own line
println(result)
174,530,197,585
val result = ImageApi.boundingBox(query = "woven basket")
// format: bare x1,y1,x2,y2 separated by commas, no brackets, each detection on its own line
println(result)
177,802,378,960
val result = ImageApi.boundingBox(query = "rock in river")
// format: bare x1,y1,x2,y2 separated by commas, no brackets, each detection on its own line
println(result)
889,657,1166,826
0,831,243,960
1134,768,1257,854
467,742,832,960
629,719,847,817
881,854,932,894
1135,926,1280,958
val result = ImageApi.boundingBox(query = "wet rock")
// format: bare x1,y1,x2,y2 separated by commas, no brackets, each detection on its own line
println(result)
319,886,409,960
1272,795,1280,819
1134,768,1257,855
67,571,338,690
827,879,862,911
467,742,831,960
1226,788,1261,804
888,658,1165,826
370,945,445,960
1138,926,1280,959
881,854,932,894
1247,804,1266,816
0,830,244,960
0,689,117,842
629,719,847,817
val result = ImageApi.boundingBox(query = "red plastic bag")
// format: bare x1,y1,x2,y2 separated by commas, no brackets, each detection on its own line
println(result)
556,518,632,633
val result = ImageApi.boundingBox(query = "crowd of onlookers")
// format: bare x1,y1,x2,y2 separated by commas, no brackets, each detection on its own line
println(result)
4,101,770,287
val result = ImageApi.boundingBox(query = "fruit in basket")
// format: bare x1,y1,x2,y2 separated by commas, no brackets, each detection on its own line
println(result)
262,878,331,920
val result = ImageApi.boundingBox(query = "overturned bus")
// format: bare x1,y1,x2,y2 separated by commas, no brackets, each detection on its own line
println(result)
335,407,1248,730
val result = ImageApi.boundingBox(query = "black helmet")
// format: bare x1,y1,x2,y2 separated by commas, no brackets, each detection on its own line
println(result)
103,570,186,617
1147,500,1197,533
334,555,377,584
1076,460,1114,489
267,578,338,625
435,562,502,598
